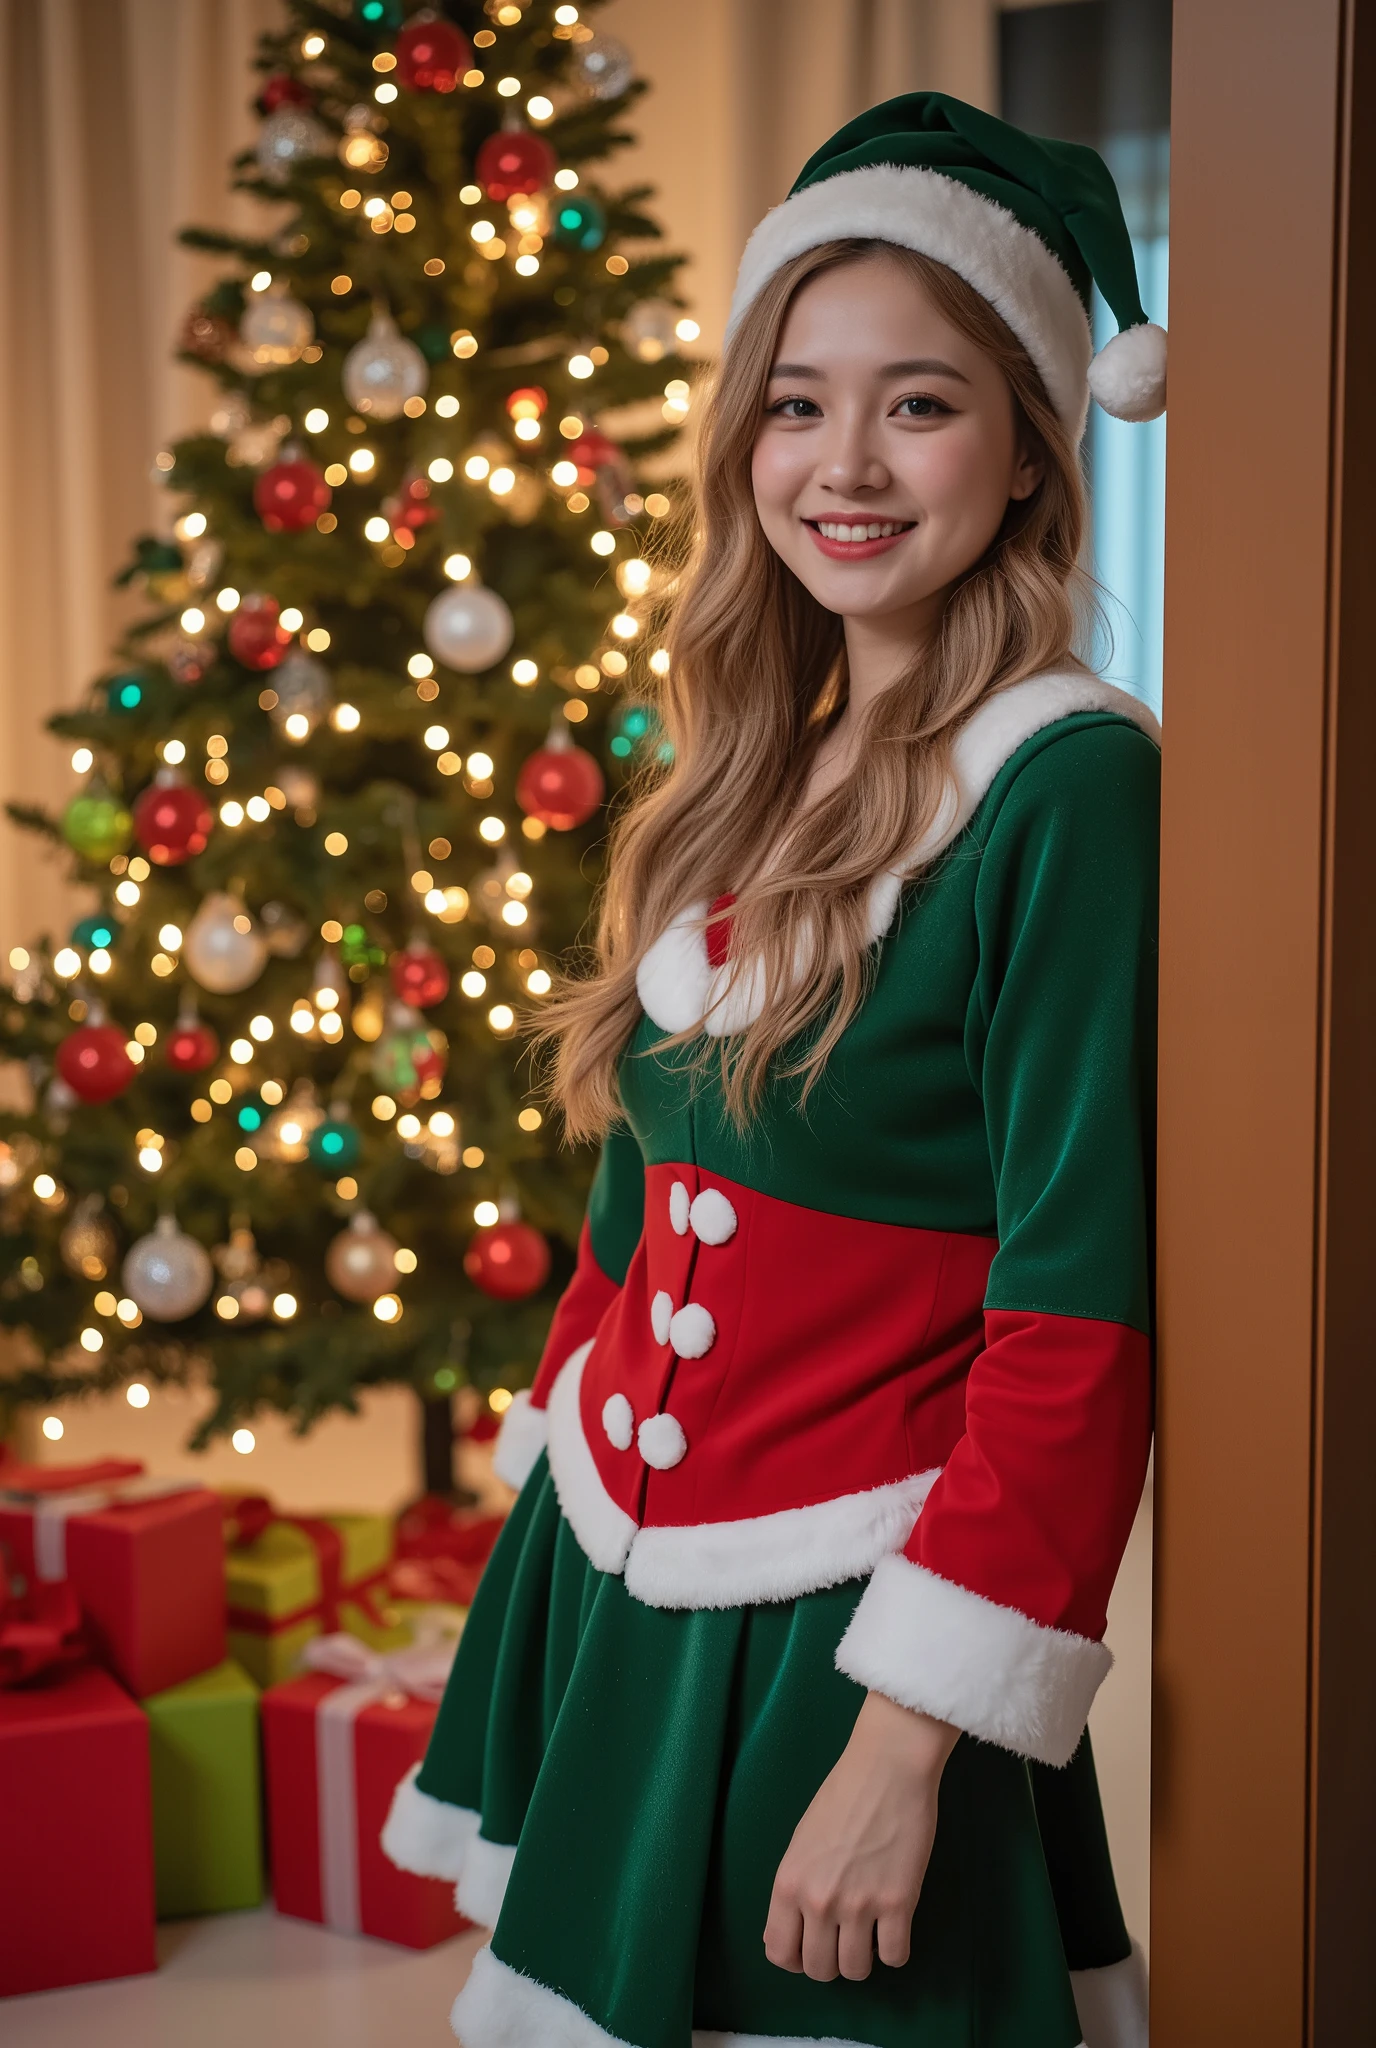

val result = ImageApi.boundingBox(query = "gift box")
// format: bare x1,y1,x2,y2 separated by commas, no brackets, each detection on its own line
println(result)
261,1628,469,1949
391,1496,506,1608
0,1660,157,1994
224,1494,408,1689
145,1656,263,1918
0,1459,225,1698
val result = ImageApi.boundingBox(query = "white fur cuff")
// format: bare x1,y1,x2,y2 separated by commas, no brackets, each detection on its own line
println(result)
834,1553,1111,1768
492,1388,549,1490
380,1763,480,1882
1070,1939,1149,2048
457,1834,518,1928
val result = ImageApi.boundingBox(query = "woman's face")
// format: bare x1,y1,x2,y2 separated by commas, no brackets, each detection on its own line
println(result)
750,254,1044,627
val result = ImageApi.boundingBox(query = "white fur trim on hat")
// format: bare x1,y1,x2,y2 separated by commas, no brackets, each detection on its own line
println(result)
1088,320,1166,423
834,1551,1111,1768
727,162,1094,436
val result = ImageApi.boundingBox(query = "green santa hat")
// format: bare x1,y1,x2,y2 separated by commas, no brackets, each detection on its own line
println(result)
726,92,1165,442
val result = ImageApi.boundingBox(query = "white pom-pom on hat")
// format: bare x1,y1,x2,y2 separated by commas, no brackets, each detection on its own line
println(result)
1087,320,1167,423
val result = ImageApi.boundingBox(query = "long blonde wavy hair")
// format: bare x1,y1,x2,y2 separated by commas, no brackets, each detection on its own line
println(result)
541,238,1093,1140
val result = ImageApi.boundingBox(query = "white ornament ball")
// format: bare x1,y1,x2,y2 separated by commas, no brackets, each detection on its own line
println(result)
256,107,330,186
621,298,680,364
575,33,634,100
325,1211,399,1303
423,583,515,673
240,289,314,368
123,1216,213,1322
270,650,332,735
184,892,268,995
342,310,428,421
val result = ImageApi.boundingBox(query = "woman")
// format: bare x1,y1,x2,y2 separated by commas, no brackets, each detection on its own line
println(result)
385,92,1164,2048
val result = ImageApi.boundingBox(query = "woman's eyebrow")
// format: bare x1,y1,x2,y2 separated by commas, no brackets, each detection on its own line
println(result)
767,358,970,383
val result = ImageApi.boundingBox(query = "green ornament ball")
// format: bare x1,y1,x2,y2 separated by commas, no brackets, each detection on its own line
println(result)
105,671,147,715
552,196,608,252
62,791,133,863
309,1117,361,1173
354,0,404,24
71,912,118,952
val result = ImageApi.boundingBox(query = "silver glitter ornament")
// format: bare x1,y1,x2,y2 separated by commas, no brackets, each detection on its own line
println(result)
256,106,330,185
123,1215,213,1321
342,308,429,421
575,33,634,100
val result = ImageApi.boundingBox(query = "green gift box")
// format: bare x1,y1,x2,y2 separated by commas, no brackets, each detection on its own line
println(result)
224,1503,408,1690
145,1657,263,1918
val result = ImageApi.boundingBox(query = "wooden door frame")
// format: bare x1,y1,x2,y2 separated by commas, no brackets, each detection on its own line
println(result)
1153,1,1376,2038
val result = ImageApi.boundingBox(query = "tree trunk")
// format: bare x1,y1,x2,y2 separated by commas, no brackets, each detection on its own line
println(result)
419,1391,456,1499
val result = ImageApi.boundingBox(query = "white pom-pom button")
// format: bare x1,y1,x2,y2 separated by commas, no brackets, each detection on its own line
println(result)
668,1181,690,1235
650,1290,673,1345
668,1302,716,1358
689,1188,737,1245
637,1412,687,1470
601,1392,634,1451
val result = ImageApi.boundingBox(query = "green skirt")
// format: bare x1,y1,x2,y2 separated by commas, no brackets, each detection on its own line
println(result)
417,1456,1131,2048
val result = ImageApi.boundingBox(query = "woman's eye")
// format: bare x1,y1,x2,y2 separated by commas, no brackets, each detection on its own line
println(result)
767,396,818,419
895,394,949,419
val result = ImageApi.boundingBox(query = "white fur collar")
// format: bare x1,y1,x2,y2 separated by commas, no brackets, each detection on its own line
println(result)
634,671,1160,1038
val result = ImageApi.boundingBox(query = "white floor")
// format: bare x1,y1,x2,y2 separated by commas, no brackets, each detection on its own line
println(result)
3,1907,489,2047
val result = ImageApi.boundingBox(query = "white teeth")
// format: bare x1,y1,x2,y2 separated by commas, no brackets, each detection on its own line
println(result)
813,520,910,542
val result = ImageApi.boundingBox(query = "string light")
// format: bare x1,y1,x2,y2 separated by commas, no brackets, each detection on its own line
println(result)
42,1416,64,1442
408,653,435,678
427,458,454,483
180,606,206,633
474,1200,500,1226
435,396,461,419
232,1428,256,1454
80,1327,103,1353
373,1293,402,1322
568,354,594,379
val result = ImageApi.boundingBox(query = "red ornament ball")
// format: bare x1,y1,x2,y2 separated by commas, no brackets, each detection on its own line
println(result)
229,595,291,670
384,472,439,534
395,15,472,92
164,1017,219,1074
411,1032,448,1091
390,943,450,1009
253,455,331,534
463,1220,550,1301
515,740,605,831
566,428,622,482
132,779,214,866
475,128,557,203
260,74,312,111
56,1023,136,1106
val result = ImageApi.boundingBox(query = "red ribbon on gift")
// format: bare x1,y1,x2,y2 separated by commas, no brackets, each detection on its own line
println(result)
0,1563,86,1689
222,1494,390,1637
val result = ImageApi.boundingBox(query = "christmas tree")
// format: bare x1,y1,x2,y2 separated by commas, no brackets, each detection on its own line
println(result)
0,0,695,1491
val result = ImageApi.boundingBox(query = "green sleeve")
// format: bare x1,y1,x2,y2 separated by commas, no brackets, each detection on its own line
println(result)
970,719,1160,1332
585,1121,646,1284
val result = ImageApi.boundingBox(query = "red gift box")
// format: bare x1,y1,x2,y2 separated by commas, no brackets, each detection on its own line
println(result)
262,1631,469,1949
0,1661,157,1994
391,1496,506,1607
0,1459,225,1698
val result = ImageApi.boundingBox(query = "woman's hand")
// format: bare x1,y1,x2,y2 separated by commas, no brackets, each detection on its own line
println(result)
763,1691,960,1982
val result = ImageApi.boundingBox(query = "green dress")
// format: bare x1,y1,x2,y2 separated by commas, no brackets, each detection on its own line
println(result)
383,688,1158,2048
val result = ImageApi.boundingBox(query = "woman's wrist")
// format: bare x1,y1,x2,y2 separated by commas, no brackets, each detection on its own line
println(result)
854,1688,961,1778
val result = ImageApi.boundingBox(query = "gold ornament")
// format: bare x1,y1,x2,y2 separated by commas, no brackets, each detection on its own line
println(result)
60,1196,119,1282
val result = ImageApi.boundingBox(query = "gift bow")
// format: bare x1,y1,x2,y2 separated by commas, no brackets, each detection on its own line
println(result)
297,1619,459,1935
0,1569,85,1688
301,1623,458,1703
222,1494,390,1637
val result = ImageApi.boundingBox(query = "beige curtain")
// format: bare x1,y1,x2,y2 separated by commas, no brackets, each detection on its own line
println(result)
0,0,994,955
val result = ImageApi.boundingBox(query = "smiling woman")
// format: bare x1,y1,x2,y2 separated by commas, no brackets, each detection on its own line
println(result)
385,90,1162,2048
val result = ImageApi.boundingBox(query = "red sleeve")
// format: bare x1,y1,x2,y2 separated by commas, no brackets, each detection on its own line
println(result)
528,1217,620,1411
